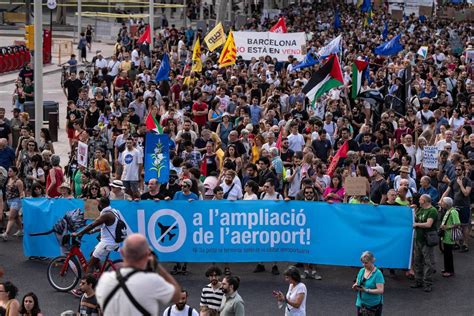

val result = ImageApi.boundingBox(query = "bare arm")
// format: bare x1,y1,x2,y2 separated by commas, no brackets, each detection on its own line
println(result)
157,264,181,303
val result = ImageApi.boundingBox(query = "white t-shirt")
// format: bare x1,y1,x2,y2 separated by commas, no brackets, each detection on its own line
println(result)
285,282,307,316
108,60,120,76
220,181,243,200
436,139,457,152
96,268,174,316
287,133,305,152
162,305,199,316
131,49,141,66
121,147,143,181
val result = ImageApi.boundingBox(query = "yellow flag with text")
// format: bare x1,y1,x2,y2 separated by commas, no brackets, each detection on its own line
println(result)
204,22,226,52
191,37,202,73
218,31,237,69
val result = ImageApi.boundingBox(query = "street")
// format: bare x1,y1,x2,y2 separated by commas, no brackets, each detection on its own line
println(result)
0,48,473,316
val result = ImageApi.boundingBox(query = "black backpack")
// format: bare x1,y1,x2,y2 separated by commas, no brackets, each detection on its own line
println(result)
105,209,127,243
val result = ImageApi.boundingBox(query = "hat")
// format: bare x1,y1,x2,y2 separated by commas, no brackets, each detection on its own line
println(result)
182,179,192,187
93,125,101,131
110,180,125,189
399,166,410,173
372,166,385,175
59,182,70,190
222,112,230,117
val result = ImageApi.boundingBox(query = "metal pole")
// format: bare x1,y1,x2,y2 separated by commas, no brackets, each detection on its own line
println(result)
149,0,154,51
183,0,187,28
34,0,43,142
50,9,53,32
26,0,31,24
77,0,82,43
200,1,204,20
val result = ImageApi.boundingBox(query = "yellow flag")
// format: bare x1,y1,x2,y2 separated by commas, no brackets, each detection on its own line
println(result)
191,37,202,73
218,31,237,69
204,22,226,52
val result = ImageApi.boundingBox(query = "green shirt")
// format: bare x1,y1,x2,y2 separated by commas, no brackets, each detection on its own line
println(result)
73,169,83,197
415,206,438,243
441,207,461,245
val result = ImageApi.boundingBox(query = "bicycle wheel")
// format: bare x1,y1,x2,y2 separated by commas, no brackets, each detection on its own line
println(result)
105,259,124,272
47,256,81,292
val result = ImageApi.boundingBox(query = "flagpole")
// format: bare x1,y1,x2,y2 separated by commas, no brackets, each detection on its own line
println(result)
149,0,154,55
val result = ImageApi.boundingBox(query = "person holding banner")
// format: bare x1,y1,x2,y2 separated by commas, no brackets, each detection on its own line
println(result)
352,251,384,316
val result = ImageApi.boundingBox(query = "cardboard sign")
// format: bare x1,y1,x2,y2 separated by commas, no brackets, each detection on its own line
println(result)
344,177,368,196
392,10,403,21
84,199,100,220
423,146,439,169
446,7,455,18
419,6,432,17
77,141,88,168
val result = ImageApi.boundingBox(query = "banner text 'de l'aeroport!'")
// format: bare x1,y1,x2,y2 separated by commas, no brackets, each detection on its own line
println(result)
22,199,414,269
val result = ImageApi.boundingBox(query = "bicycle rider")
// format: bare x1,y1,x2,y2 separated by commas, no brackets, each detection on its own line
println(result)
71,197,120,296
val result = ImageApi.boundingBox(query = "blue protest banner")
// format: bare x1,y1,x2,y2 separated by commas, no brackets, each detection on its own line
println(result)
23,199,414,268
144,133,170,183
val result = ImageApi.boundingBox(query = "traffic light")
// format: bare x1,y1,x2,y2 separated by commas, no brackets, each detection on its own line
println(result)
25,25,34,51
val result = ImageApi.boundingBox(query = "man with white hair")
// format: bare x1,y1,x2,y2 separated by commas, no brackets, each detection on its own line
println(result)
96,234,181,315
411,194,438,292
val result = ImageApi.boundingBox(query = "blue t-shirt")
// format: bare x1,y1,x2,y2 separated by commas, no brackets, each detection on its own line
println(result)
173,191,199,201
355,267,384,308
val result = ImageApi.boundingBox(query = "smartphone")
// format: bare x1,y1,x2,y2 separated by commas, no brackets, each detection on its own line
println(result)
354,285,363,290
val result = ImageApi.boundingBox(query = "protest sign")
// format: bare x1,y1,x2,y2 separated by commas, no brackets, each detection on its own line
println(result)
144,133,170,183
391,10,403,21
77,141,88,167
84,199,99,220
423,146,439,169
23,199,414,268
233,31,306,61
345,177,369,196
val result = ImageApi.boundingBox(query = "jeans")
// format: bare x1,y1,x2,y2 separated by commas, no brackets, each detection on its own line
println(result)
414,241,435,286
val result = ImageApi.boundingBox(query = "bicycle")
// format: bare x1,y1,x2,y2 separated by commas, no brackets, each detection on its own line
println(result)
30,232,122,292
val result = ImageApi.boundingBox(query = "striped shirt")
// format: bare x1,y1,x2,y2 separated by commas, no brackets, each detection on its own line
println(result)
200,283,224,311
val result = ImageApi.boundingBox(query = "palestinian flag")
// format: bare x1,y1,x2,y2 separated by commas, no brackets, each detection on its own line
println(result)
327,141,349,177
145,112,163,134
351,59,369,99
302,54,344,106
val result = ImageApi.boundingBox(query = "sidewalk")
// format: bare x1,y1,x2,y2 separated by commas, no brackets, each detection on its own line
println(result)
0,34,115,85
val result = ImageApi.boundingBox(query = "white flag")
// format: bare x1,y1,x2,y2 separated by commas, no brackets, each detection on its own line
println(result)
417,46,428,59
317,35,342,59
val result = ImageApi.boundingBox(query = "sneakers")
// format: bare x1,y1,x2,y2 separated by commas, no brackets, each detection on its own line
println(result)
0,233,9,242
70,288,83,298
171,264,181,275
13,229,23,237
459,245,469,253
410,283,423,289
253,264,265,273
311,270,322,280
301,270,311,279
181,264,188,275
271,265,280,275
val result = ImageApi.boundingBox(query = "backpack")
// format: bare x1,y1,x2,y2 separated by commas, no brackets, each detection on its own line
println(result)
105,209,128,243
53,208,87,235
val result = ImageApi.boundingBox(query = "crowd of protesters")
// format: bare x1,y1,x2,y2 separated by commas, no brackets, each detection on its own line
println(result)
0,0,474,314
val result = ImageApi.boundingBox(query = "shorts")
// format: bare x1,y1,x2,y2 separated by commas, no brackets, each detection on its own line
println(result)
123,180,139,195
92,241,118,261
67,127,75,139
7,198,21,210
458,207,471,225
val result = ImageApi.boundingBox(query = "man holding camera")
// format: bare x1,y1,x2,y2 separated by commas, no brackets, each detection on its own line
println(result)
96,234,181,315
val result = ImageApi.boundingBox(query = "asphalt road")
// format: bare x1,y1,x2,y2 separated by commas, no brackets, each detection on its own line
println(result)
1,60,474,316
2,235,474,315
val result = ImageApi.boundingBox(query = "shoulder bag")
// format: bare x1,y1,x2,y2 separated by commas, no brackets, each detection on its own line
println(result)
102,268,152,316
